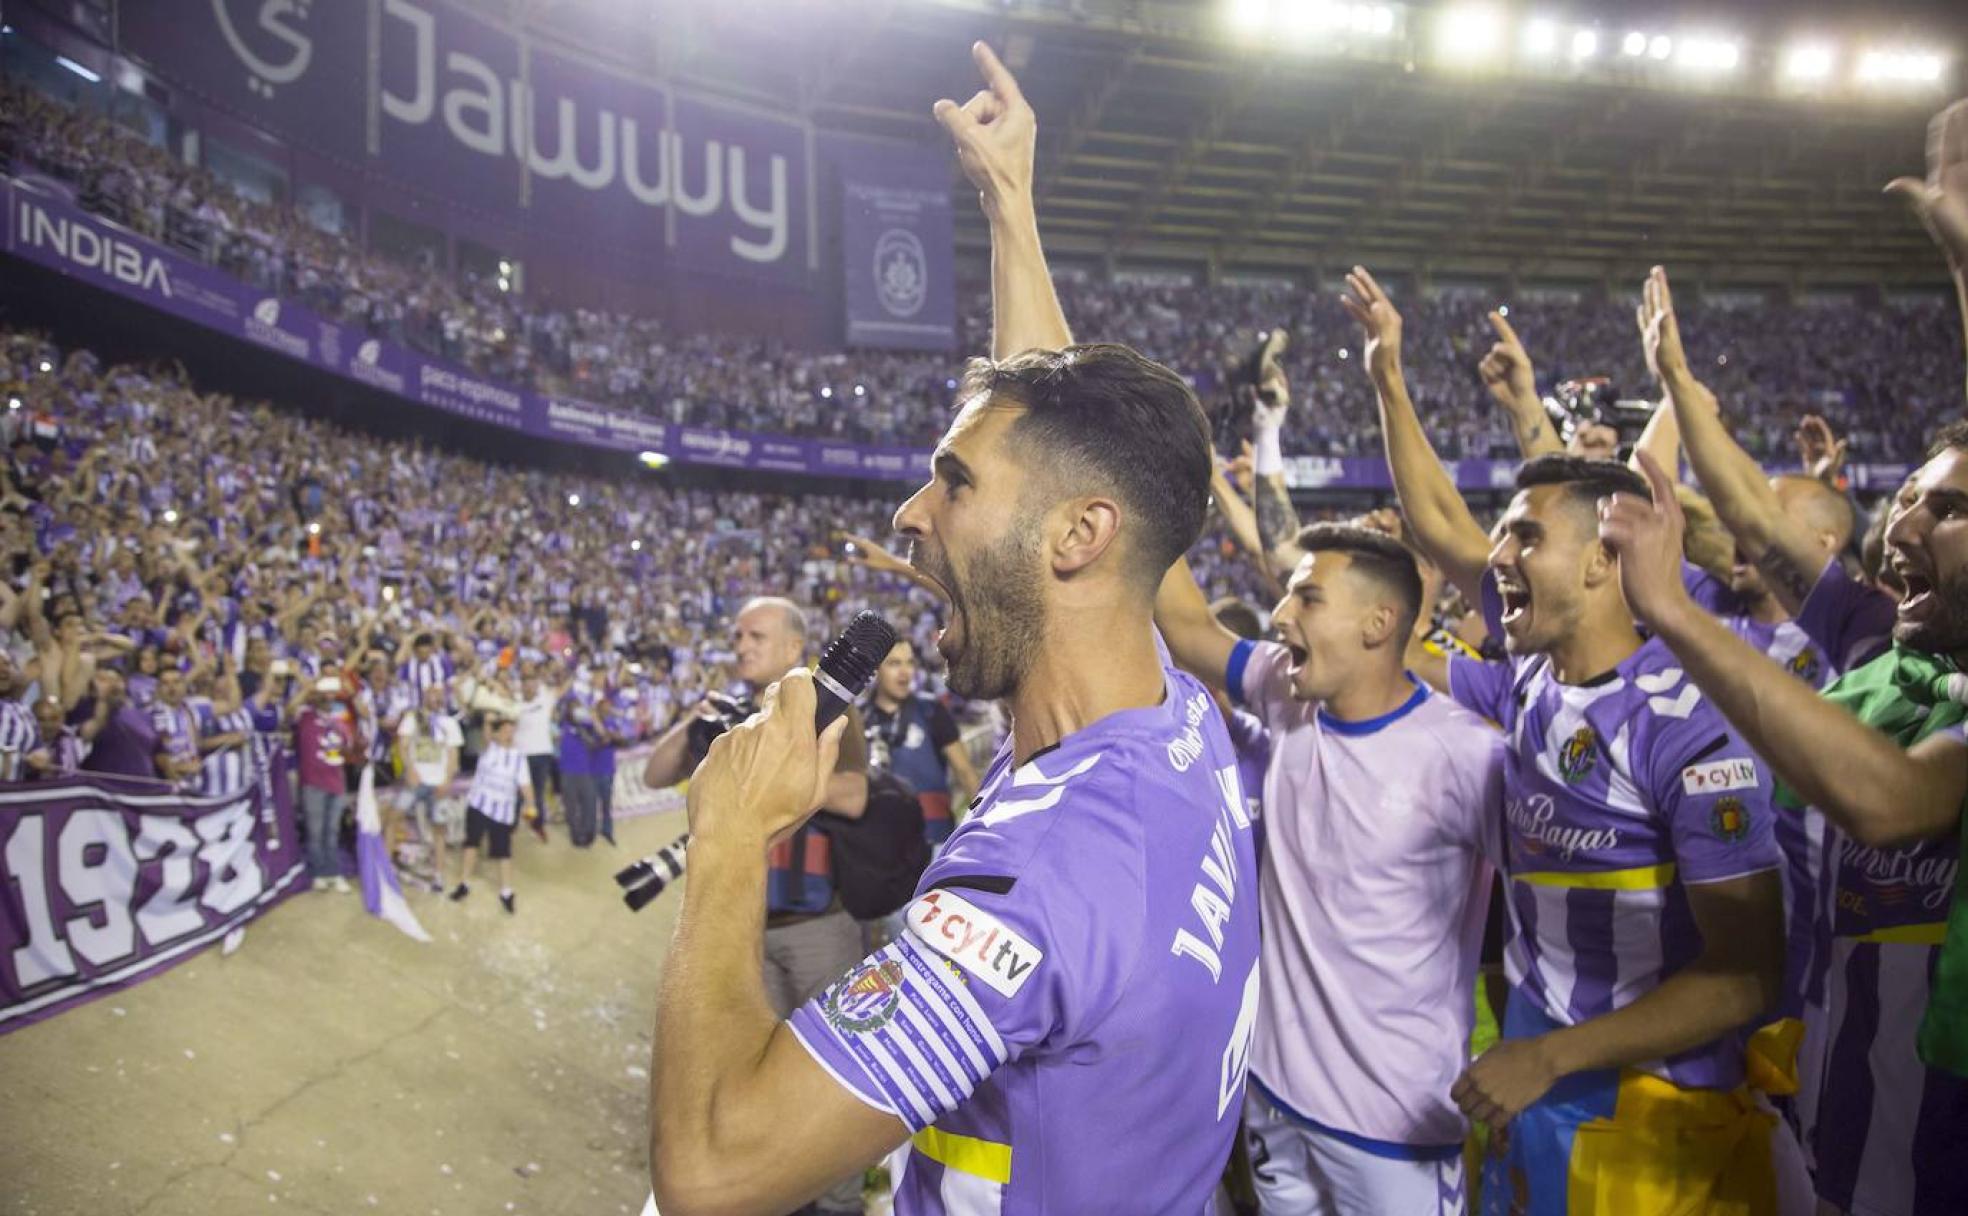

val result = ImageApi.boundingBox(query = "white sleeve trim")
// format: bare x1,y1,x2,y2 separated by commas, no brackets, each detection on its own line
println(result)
786,1020,902,1118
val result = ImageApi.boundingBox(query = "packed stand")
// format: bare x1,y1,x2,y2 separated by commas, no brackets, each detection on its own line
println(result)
4,76,1960,463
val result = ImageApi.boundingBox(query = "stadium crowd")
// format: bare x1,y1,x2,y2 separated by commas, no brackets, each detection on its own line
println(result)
3,77,1961,464
8,45,1968,1216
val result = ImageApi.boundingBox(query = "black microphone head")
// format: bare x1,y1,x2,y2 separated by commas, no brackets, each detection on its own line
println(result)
819,611,899,699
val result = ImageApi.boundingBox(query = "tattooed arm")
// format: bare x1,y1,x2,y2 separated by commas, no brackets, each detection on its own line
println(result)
1253,471,1305,581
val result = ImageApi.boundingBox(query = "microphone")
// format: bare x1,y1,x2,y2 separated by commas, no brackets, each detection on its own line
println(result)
614,611,898,911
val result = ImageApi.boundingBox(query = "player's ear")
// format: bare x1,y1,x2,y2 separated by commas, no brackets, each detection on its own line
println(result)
1050,495,1122,577
1360,599,1398,650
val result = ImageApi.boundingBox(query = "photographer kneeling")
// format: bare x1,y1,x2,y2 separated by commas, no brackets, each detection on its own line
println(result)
641,596,869,1216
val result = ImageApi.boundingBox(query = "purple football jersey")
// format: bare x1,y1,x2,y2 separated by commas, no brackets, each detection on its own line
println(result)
791,661,1260,1214
1450,576,1782,1092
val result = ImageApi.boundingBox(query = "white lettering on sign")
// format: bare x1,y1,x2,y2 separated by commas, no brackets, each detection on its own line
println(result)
1681,758,1759,796
905,890,1042,998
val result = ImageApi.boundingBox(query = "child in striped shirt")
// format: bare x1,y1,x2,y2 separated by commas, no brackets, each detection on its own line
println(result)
449,714,532,915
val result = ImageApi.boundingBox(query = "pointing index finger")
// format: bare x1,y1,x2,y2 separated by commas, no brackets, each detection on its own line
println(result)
972,41,1024,103
1487,309,1522,349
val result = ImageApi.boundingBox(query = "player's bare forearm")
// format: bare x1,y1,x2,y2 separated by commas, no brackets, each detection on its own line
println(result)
1507,398,1562,460
1649,595,1967,847
1153,558,1239,696
1538,928,1780,1079
1212,467,1286,590
1668,385,1822,614
1628,397,1681,479
1252,474,1305,581
989,199,1071,358
1374,371,1490,599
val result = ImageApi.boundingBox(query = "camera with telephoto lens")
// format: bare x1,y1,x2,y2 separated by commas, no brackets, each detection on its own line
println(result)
1209,329,1290,455
685,691,757,764
1543,377,1655,460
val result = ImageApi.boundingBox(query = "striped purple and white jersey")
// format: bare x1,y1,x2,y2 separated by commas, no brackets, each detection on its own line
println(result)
399,653,454,702
791,658,1260,1214
466,743,530,825
0,698,38,783
193,698,257,800
150,700,200,786
1449,575,1781,1093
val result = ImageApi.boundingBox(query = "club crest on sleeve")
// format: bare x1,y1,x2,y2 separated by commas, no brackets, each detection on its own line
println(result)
1558,726,1598,784
823,958,905,1035
1710,796,1750,844
1787,650,1823,685
906,889,1043,998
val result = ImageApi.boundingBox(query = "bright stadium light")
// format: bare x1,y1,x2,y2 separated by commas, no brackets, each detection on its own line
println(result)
1676,36,1740,72
567,493,581,507
820,386,833,399
637,449,668,470
1523,18,1557,56
1355,5,1395,37
631,539,643,552
1648,35,1672,60
37,360,51,373
162,509,179,524
1571,29,1598,60
1226,0,1269,35
1858,49,1948,86
55,55,100,83
1436,5,1505,63
1622,31,1646,57
6,397,18,411
1783,43,1837,82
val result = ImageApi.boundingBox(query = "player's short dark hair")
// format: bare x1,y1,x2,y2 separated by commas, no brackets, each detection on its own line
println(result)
1210,597,1264,641
1294,523,1424,642
413,632,434,649
1515,454,1650,534
1929,420,1968,459
960,344,1212,592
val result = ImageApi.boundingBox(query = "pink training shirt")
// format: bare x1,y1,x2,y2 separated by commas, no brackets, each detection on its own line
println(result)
1230,639,1504,1151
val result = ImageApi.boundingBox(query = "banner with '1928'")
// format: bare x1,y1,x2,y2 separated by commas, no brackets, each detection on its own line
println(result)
0,765,306,1035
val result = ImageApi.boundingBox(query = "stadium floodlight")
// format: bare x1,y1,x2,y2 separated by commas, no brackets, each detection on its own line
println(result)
55,55,100,83
37,360,51,373
1524,18,1557,56
1436,5,1505,63
1622,31,1646,57
568,493,581,507
631,539,643,552
1356,5,1395,37
1226,0,1269,35
1783,43,1836,82
1648,35,1672,60
820,386,834,399
1571,30,1598,61
1676,36,1740,72
6,397,18,411
854,384,867,397
1857,49,1948,86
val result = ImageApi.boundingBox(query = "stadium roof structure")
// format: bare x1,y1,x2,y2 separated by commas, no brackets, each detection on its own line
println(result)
507,0,1968,291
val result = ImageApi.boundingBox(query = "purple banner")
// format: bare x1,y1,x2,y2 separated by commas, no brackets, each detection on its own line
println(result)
0,760,306,1034
668,94,807,285
113,2,811,283
117,0,367,161
839,149,956,351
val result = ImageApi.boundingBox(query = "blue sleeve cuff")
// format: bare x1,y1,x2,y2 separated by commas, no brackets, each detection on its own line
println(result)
1225,639,1258,708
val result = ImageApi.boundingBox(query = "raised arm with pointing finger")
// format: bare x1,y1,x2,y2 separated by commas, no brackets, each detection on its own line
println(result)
1345,267,1493,601
1887,98,1968,405
1643,267,1841,617
935,41,1070,357
1478,310,1563,460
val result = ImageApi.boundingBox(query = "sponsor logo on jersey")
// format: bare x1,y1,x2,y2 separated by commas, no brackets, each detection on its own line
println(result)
906,889,1042,998
1558,726,1597,783
1681,757,1759,796
1710,796,1750,844
823,958,905,1034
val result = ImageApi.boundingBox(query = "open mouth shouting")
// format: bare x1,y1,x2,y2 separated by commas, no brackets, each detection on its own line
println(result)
1893,555,1937,623
1496,574,1533,631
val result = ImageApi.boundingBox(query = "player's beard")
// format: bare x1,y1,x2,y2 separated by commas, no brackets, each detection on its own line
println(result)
923,513,1047,703
1894,563,1968,656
